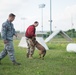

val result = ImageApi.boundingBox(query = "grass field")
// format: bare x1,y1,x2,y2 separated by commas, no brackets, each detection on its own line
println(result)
0,38,76,75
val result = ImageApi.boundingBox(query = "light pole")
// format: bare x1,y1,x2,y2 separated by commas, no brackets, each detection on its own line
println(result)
50,0,52,34
39,4,45,33
21,18,26,33
71,15,74,38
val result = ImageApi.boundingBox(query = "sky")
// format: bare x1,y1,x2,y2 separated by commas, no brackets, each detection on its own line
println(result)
0,0,76,32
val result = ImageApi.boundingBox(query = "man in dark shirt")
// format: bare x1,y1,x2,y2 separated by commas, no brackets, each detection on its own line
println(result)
25,21,39,59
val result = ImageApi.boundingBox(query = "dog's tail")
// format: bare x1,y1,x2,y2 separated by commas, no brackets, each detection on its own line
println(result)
42,50,46,57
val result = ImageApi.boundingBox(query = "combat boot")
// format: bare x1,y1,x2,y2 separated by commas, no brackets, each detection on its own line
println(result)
12,61,21,65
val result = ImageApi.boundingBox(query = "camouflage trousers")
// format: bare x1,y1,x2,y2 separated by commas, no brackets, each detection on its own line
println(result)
26,37,36,58
0,41,16,62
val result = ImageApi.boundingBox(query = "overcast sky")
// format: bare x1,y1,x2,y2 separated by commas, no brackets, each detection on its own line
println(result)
0,0,76,32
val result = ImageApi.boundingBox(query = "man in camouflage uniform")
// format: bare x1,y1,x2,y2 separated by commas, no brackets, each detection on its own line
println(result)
0,13,21,65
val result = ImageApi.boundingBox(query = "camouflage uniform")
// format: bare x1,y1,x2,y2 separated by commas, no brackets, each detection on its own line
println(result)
0,20,16,62
26,37,36,58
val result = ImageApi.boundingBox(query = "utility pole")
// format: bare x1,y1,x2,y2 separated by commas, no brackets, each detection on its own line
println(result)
50,0,52,34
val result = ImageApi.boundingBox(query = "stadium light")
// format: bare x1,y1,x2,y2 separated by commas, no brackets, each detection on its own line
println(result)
39,4,46,33
21,18,26,33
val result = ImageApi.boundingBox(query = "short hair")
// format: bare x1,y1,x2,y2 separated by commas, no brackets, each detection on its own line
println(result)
9,13,15,17
34,21,39,24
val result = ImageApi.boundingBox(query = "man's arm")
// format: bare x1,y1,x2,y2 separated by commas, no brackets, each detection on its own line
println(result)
13,28,17,36
1,23,8,44
12,25,17,37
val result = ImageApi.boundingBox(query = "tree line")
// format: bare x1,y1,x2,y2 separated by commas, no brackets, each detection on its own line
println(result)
43,29,76,38
0,29,76,39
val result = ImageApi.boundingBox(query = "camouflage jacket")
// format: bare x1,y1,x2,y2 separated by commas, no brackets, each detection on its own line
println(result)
1,20,16,41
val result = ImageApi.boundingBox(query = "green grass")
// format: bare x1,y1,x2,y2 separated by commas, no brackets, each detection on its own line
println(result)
0,38,76,75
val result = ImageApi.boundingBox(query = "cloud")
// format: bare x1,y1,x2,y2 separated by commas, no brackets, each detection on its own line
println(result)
58,5,76,21
52,5,76,31
0,0,28,31
0,0,28,17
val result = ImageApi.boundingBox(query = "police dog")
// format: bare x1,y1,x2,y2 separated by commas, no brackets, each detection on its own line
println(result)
31,37,46,59
35,41,46,60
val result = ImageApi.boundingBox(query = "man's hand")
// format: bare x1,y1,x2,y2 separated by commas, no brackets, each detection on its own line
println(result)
15,34,17,37
4,40,8,44
32,37,36,40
